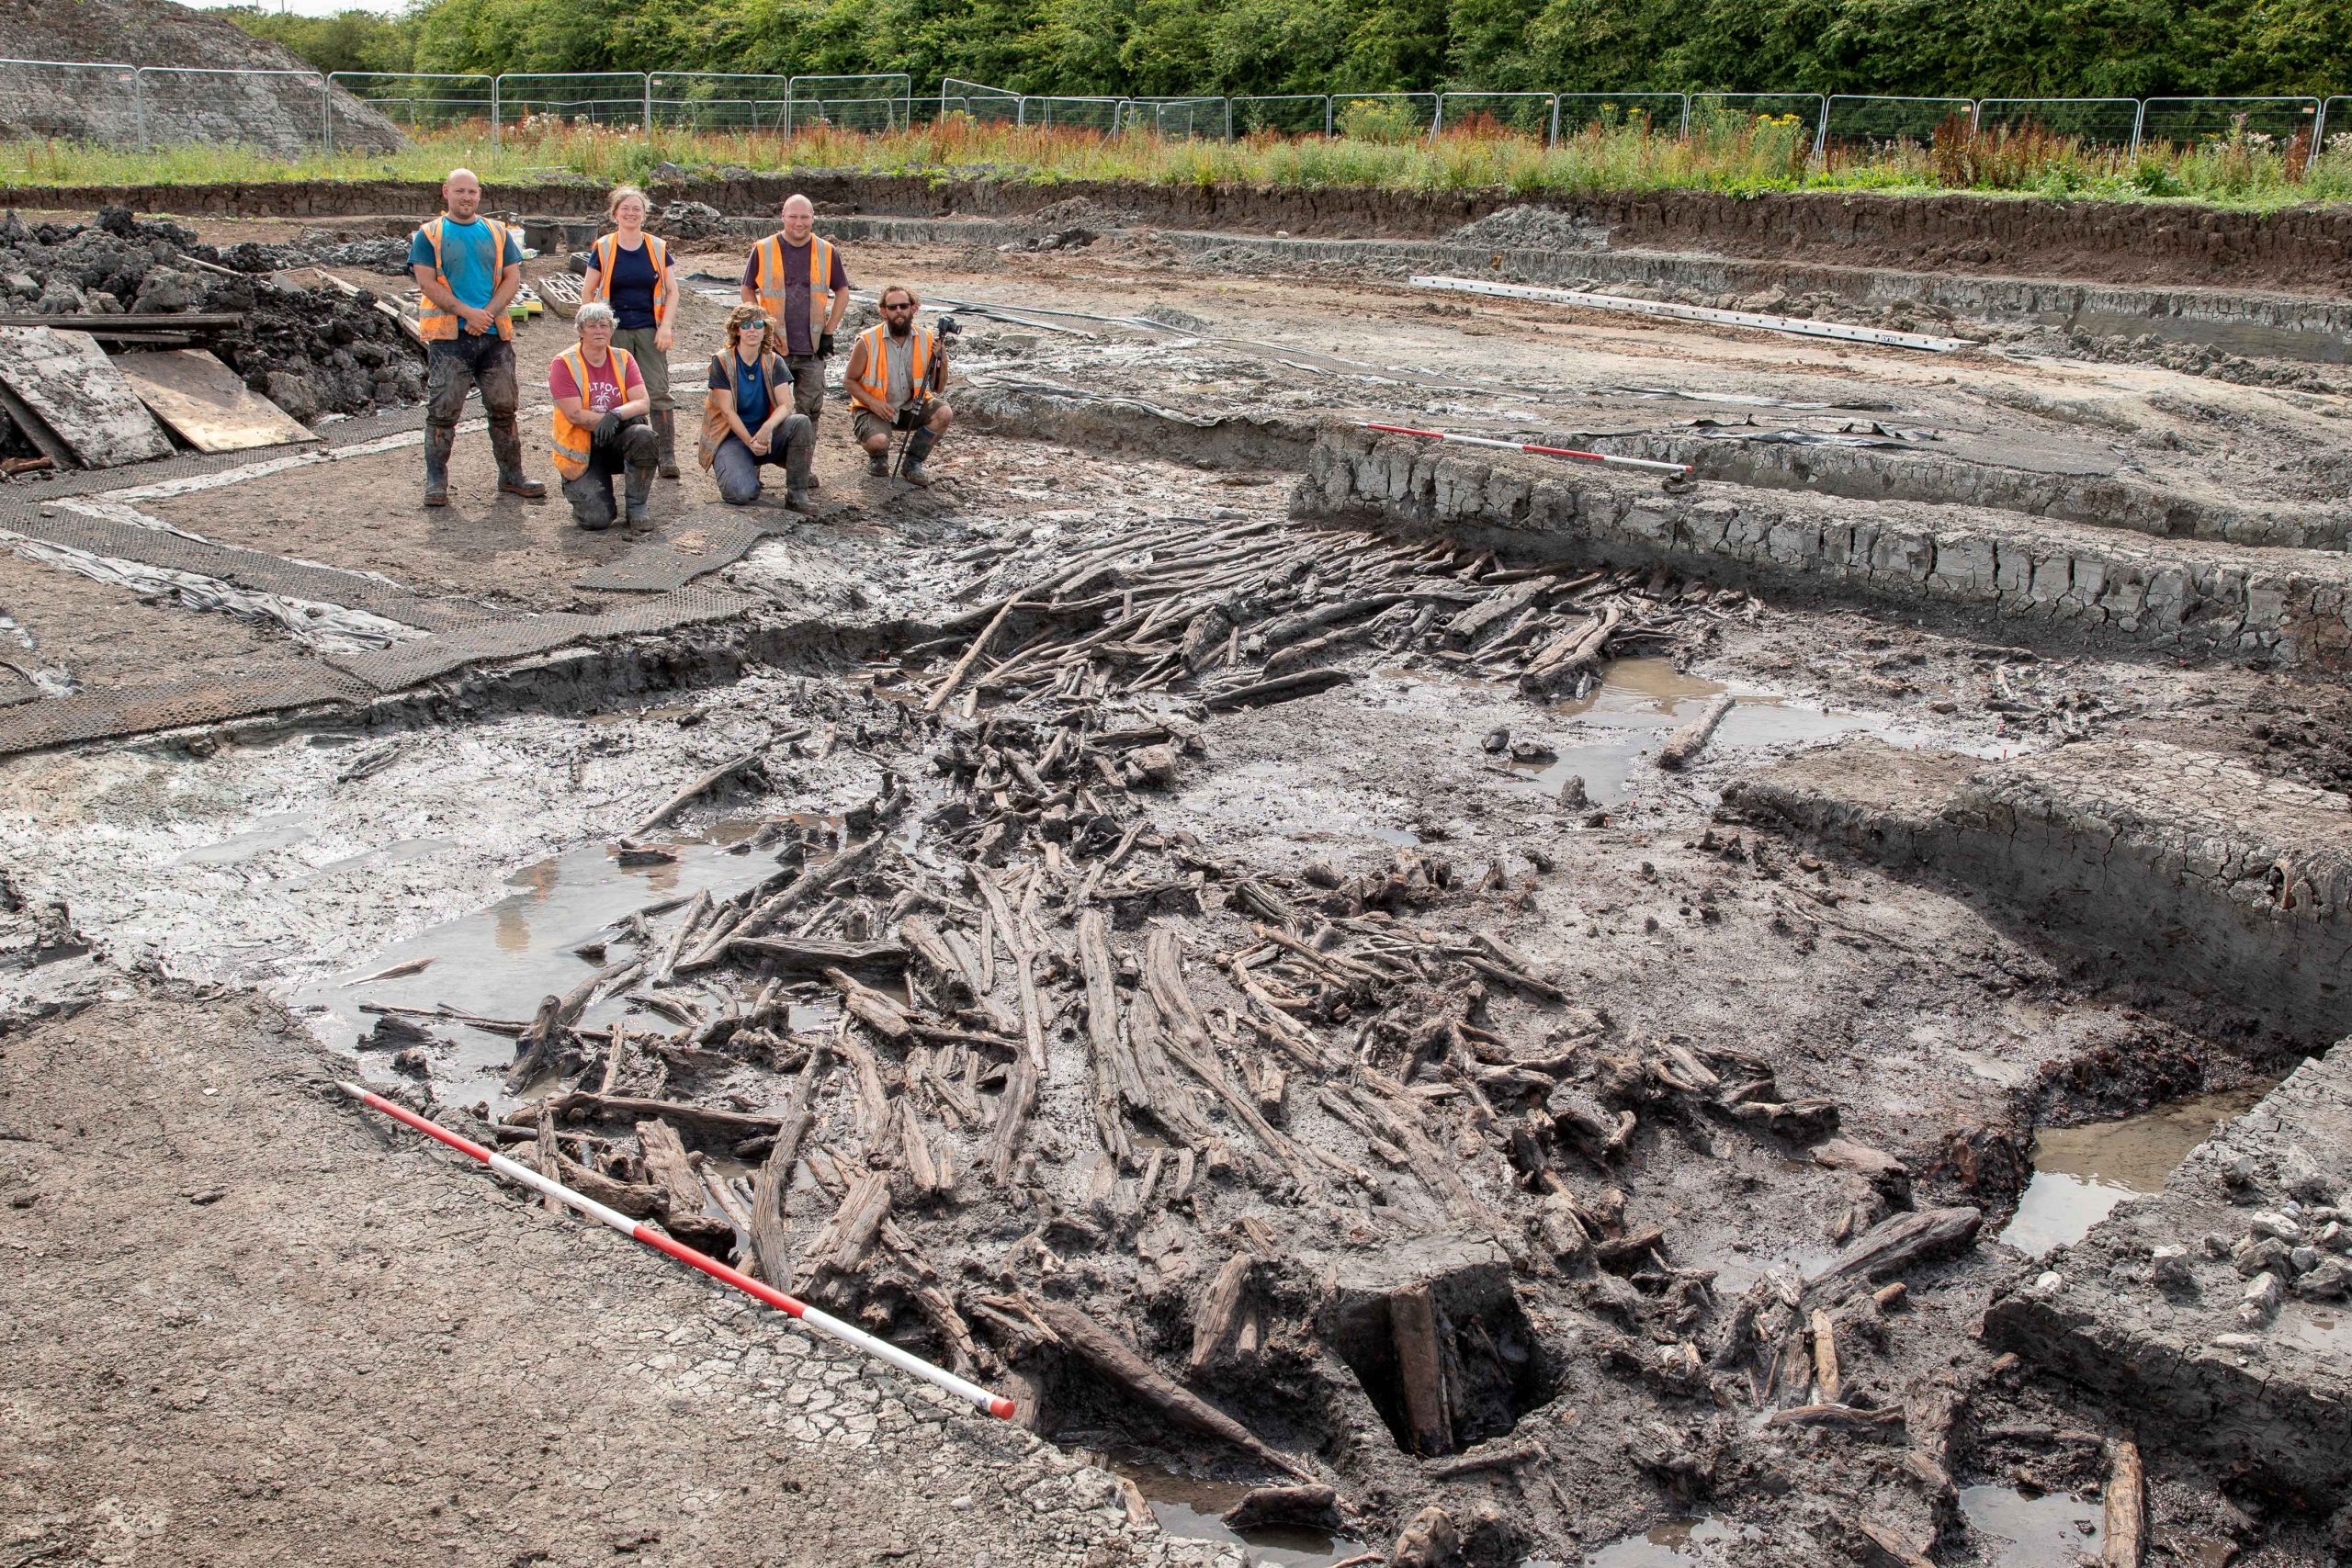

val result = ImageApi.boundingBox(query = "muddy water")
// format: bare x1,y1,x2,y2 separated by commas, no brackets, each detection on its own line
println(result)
1110,1457,1371,1567
1526,1515,1758,1566
297,823,792,1101
1999,1083,2275,1258
1955,1484,2102,1563
1487,657,1886,807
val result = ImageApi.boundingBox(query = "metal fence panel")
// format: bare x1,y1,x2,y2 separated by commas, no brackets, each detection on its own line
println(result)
2324,97,2352,163
0,58,141,147
938,77,1022,125
648,73,788,131
2137,96,2322,152
1022,96,1124,133
787,74,910,134
138,65,328,153
327,71,492,147
1972,96,2141,150
496,72,649,130
1819,95,1973,153
1550,92,1686,141
1229,95,1330,137
1688,92,1827,147
1436,92,1554,140
1121,96,1225,139
1332,93,1439,141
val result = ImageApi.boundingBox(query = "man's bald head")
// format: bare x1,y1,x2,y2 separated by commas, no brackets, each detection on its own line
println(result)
781,193,814,243
443,168,482,220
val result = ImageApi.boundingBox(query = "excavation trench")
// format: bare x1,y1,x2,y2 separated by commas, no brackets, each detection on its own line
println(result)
8,236,2352,1562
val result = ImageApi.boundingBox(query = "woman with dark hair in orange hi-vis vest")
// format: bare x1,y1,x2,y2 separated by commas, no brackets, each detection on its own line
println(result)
740,193,848,487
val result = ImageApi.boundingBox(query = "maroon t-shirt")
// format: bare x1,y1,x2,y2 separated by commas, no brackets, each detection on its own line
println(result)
741,237,851,356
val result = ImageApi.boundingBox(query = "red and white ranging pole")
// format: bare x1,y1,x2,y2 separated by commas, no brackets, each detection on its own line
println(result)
1359,422,1690,474
338,1082,1018,1421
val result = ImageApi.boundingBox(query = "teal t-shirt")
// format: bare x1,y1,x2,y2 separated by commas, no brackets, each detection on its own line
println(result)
408,218,523,332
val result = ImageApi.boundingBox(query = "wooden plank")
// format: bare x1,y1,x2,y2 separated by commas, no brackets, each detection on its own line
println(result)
0,375,73,467
113,349,314,454
0,327,171,468
0,313,244,332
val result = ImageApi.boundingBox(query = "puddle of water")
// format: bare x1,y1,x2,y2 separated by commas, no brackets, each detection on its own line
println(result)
1956,1484,2102,1565
1109,1455,1369,1568
172,811,316,865
1551,1515,1756,1566
298,835,784,1101
1510,657,1885,806
1999,1083,2274,1258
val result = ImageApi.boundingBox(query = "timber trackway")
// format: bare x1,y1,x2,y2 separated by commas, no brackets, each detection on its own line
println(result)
0,196,2349,1567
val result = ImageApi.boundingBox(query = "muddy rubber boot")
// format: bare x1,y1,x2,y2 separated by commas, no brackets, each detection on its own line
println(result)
783,487,817,515
623,457,656,530
901,428,936,489
562,472,615,531
867,449,890,478
652,409,680,479
489,418,547,501
421,421,456,508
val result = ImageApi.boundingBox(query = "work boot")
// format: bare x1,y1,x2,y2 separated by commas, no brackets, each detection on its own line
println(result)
489,418,547,501
783,487,817,515
867,450,889,477
562,472,615,531
623,458,656,530
421,421,456,508
901,428,937,489
651,409,680,479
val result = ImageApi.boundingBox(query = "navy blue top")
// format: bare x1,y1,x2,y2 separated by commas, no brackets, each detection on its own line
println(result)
710,353,772,430
604,240,660,331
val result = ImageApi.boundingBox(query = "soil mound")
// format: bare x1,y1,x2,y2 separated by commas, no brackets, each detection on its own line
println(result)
0,0,401,155
0,207,423,442
1447,204,1611,251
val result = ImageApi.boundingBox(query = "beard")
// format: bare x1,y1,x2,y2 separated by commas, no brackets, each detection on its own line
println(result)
887,318,912,337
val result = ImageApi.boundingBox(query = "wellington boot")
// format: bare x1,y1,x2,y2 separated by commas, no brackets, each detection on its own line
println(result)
652,409,680,479
489,418,546,500
422,421,456,508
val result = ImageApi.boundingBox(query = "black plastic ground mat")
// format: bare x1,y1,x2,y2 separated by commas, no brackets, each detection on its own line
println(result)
324,586,761,692
0,506,486,632
0,666,371,756
571,512,777,593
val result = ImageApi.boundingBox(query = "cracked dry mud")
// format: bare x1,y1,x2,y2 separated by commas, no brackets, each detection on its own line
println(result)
2,198,2349,1568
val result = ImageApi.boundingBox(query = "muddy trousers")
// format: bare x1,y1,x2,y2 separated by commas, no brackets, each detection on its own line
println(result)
423,333,529,494
710,420,813,505
562,418,659,530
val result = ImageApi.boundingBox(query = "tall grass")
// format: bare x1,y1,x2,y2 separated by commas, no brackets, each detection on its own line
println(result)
4,113,2350,212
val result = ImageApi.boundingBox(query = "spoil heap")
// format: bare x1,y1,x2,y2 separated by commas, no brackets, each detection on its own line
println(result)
0,207,424,429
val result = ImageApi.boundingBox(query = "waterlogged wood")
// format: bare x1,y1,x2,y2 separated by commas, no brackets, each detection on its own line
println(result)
732,936,909,976
1811,1207,1983,1289
502,995,568,1094
628,750,763,838
749,1041,831,1286
1077,908,1139,1166
1810,1308,1842,1404
1188,1253,1255,1376
1204,669,1354,712
518,1090,785,1142
637,1119,736,1252
1391,1282,1454,1457
1657,693,1736,772
2101,1440,2145,1568
1039,1301,1309,1477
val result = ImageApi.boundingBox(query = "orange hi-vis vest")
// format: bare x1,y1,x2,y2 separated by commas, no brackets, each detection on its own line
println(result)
549,343,638,480
849,321,934,411
585,231,671,324
750,233,836,344
414,214,514,342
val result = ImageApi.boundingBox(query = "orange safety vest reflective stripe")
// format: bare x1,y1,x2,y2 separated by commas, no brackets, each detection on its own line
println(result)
751,233,836,344
585,231,671,325
549,343,638,480
849,322,934,410
414,214,515,343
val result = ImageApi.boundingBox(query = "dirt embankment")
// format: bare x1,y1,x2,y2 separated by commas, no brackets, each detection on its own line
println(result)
7,173,2351,293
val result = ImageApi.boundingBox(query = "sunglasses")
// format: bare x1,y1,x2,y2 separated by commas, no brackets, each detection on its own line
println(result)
883,301,915,310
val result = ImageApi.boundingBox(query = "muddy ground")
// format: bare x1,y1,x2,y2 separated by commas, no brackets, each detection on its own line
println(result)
1,200,2348,1568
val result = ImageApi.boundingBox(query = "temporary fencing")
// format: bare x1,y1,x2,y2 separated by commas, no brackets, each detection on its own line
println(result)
5,56,2352,172
1817,95,1974,153
338,1082,1021,1421
649,72,790,132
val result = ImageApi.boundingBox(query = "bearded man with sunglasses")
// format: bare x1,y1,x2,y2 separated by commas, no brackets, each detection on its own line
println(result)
843,285,952,488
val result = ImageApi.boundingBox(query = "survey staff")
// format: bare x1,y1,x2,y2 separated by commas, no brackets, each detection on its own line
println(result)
740,194,850,474
408,167,543,507
548,302,658,532
581,184,682,479
844,285,951,488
